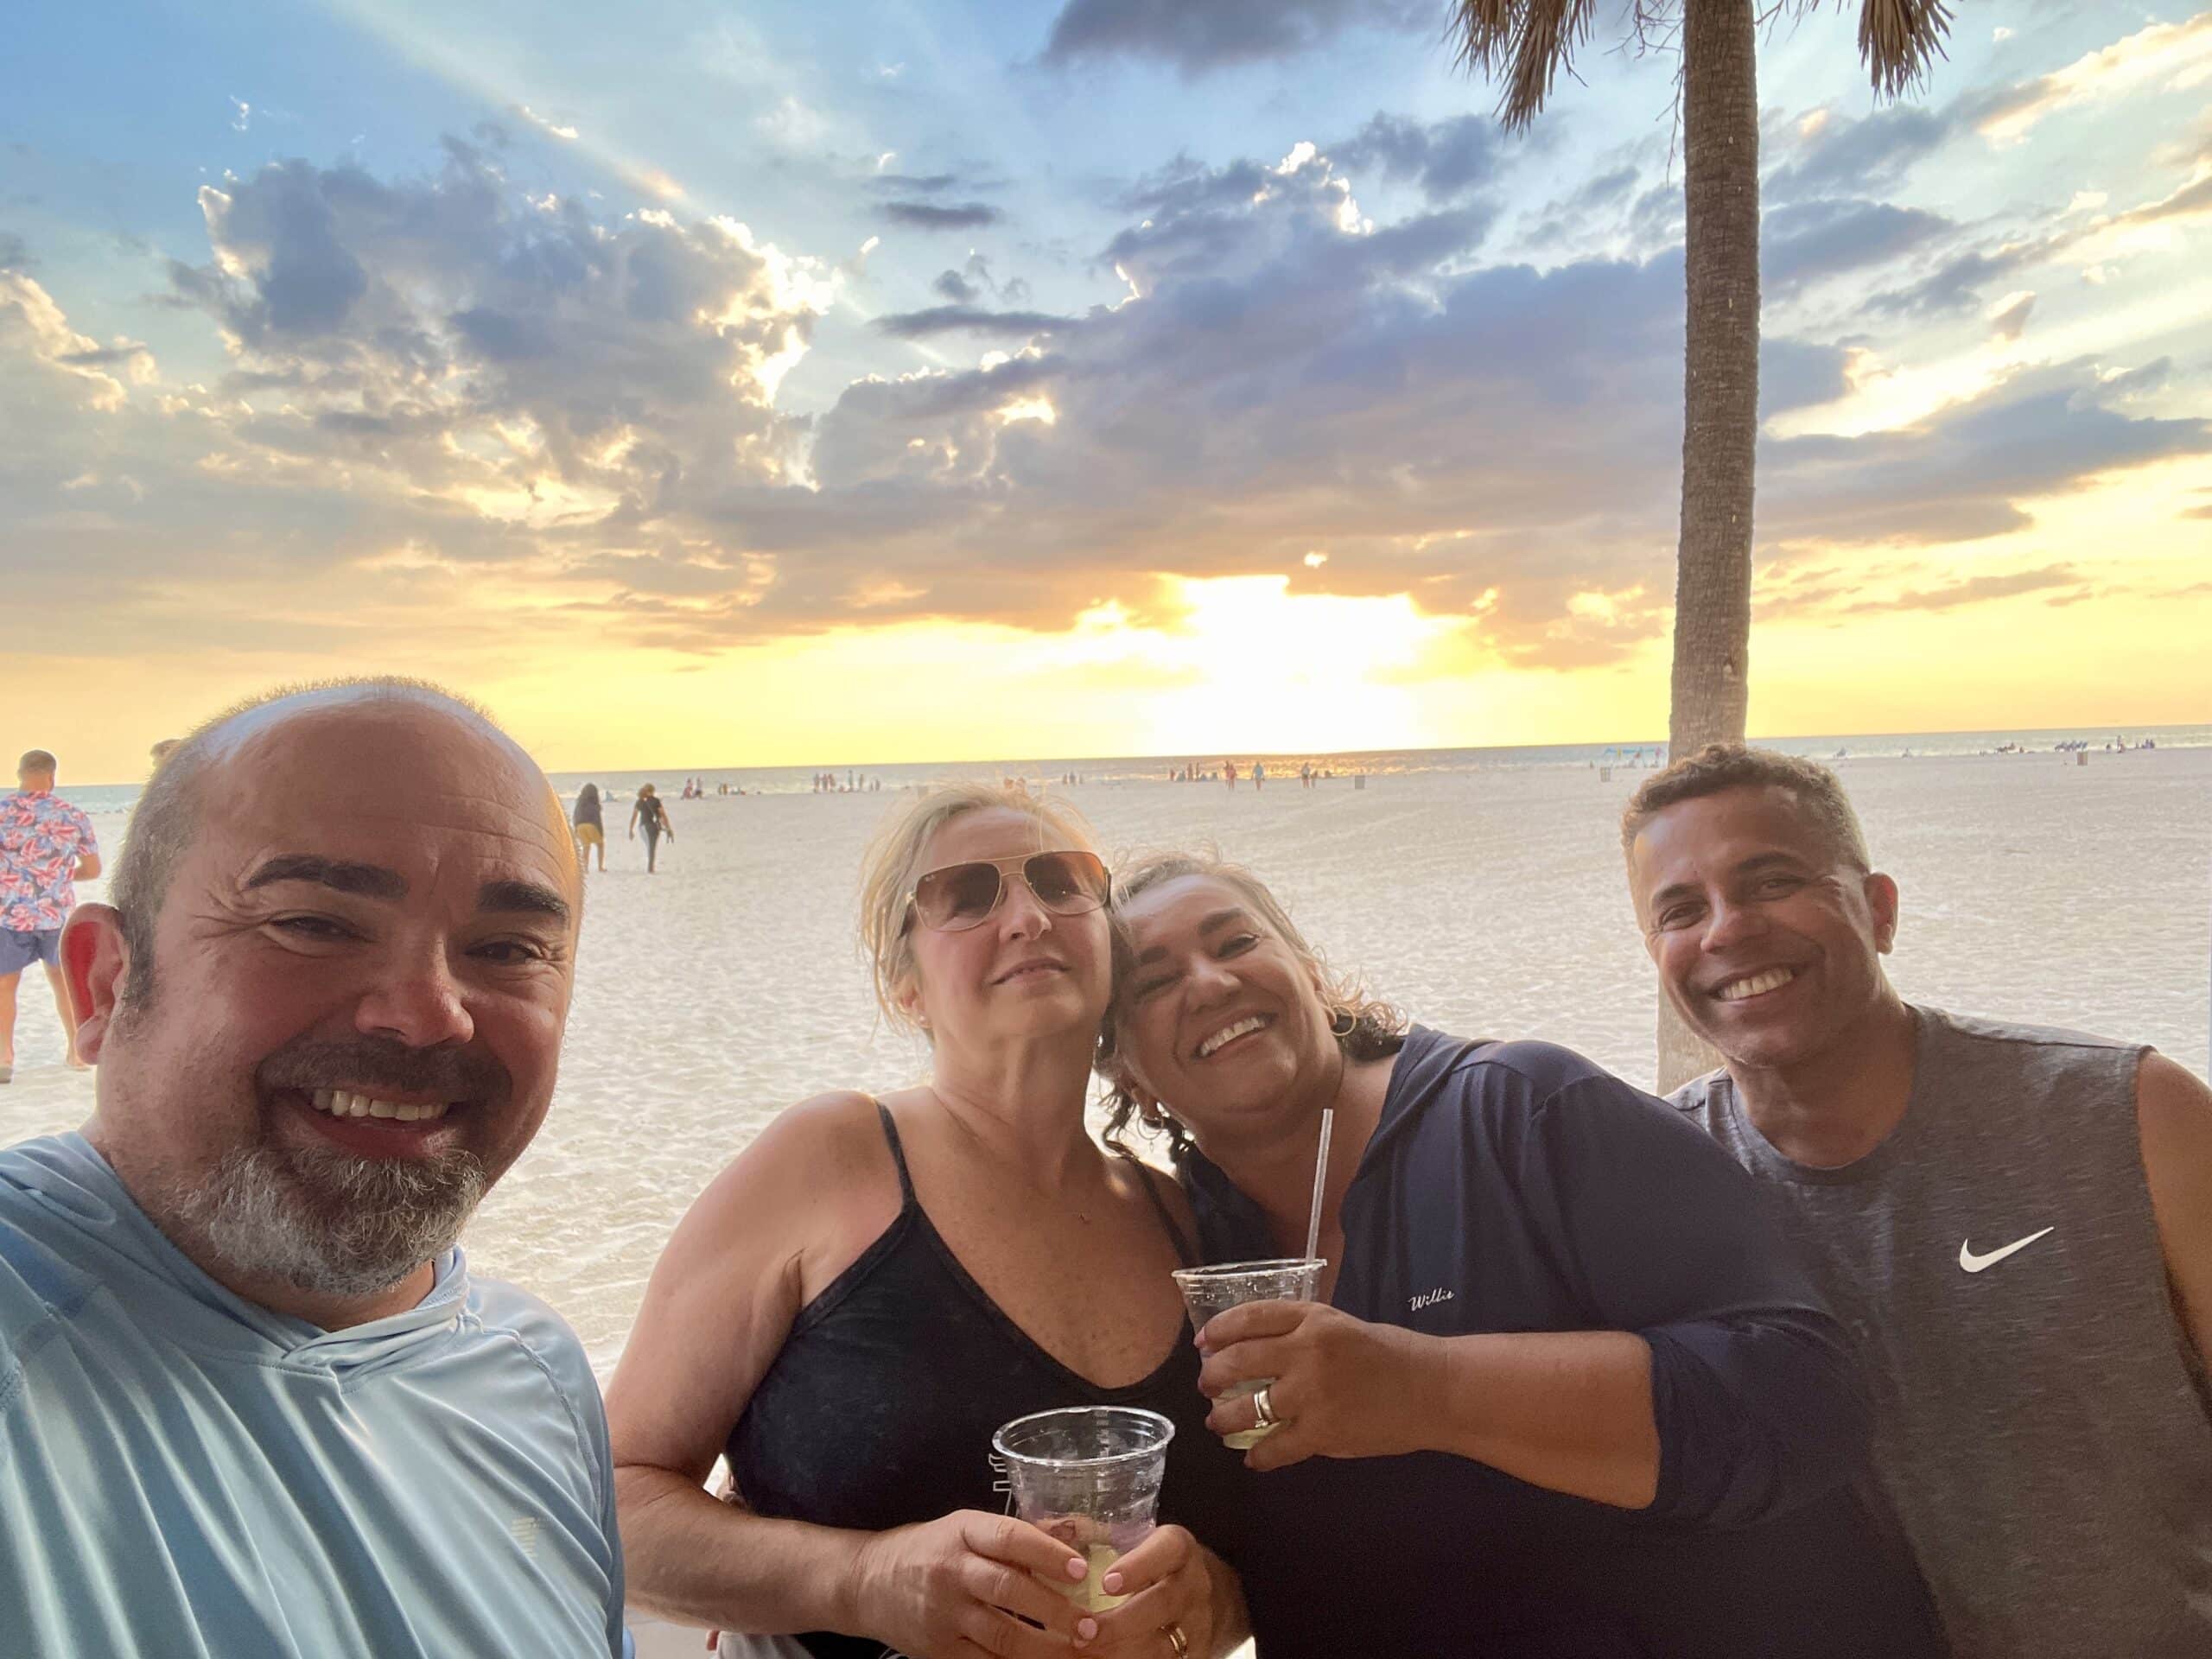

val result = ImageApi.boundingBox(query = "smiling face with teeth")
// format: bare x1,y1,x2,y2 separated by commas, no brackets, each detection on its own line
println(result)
1109,874,1344,1153
1629,784,1903,1076
63,686,582,1325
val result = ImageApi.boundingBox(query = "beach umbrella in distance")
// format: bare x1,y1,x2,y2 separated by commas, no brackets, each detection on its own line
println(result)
1446,0,1953,1089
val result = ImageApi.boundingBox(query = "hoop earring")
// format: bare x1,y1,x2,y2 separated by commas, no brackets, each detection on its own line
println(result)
1328,1007,1357,1039
1137,1097,1185,1136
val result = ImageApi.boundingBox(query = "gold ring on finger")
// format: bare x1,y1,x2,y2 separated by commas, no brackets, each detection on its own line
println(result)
1163,1624,1191,1658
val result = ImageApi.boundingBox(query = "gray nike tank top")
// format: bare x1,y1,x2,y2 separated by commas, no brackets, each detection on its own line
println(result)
1675,1006,2212,1658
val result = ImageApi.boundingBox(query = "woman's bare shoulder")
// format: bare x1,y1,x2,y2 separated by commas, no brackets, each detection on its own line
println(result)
655,1089,906,1295
693,1090,892,1205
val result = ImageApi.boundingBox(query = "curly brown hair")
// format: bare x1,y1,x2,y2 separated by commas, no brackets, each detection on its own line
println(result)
1096,849,1406,1161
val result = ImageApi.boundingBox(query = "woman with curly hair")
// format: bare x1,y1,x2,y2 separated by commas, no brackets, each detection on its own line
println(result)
1100,850,1942,1659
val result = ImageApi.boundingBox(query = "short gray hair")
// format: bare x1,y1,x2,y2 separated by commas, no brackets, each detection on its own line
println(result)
111,678,504,1007
1620,743,1872,871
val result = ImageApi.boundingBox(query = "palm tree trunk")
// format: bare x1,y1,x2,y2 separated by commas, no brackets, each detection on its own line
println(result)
1658,0,1761,1093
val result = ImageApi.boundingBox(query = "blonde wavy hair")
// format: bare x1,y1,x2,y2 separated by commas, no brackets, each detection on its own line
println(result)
857,781,1104,1035
1096,849,1407,1158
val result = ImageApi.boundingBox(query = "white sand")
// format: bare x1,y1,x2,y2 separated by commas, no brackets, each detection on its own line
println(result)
5,746,2206,1653
3,748,2207,1370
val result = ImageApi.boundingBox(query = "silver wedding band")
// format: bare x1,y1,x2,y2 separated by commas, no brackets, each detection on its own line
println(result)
1252,1383,1278,1428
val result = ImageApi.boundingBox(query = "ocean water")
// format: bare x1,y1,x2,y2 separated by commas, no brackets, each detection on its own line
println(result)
54,723,2211,817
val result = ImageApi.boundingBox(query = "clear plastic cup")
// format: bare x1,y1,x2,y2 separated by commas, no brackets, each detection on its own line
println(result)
990,1406,1175,1612
1171,1258,1326,1449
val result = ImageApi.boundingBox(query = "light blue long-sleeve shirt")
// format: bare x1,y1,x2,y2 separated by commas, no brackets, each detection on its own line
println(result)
0,1132,630,1657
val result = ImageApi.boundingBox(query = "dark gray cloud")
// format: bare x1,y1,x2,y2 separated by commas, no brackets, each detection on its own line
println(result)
874,305,1079,339
1860,232,2062,319
1041,0,1427,76
881,200,1001,229
1989,291,2034,342
54,341,152,369
1763,199,1954,292
0,232,29,270
2101,357,2172,399
9,123,2206,664
1521,162,1669,252
1761,337,1852,416
1627,182,1685,248
873,173,961,193
1122,154,1274,215
1331,112,1506,202
2119,172,2212,226
1766,106,1955,205
156,138,817,515
1764,361,2212,547
928,251,1030,308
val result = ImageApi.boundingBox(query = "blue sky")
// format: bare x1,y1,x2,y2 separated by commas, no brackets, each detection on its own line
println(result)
5,2,2209,772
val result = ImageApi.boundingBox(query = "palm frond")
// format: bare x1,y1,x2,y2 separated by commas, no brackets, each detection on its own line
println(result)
1448,0,1605,132
1857,0,1954,99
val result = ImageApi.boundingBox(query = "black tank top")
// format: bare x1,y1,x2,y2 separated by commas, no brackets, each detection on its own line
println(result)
726,1105,1249,1659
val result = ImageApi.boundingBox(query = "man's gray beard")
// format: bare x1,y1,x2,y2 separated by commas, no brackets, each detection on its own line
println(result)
175,1139,489,1301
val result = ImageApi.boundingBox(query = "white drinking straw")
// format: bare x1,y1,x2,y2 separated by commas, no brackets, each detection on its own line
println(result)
1303,1107,1334,1264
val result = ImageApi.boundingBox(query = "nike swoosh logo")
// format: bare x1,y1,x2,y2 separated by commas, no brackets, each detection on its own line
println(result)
1958,1226,2056,1273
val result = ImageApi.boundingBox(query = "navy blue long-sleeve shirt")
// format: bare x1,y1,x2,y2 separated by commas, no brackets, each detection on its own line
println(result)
1182,1027,1942,1656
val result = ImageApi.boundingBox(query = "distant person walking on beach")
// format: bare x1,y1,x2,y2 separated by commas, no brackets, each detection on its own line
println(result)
629,783,673,874
1625,745,2212,1659
1100,850,1939,1656
1224,760,1238,790
607,783,1249,1659
0,683,626,1656
572,781,607,873
0,749,101,1080
1252,761,1265,791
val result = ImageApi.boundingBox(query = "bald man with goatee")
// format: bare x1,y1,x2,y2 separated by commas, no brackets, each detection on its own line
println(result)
0,681,632,1657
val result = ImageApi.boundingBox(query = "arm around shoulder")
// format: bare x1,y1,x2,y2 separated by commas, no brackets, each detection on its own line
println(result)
2136,1052,2212,1368
1532,1077,1872,1528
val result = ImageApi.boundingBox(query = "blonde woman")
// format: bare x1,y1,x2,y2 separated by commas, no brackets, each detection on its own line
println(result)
607,785,1247,1659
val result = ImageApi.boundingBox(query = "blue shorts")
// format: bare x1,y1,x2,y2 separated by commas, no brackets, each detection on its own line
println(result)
0,928,62,975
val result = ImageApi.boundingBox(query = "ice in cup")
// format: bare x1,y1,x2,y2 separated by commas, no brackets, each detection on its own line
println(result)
990,1406,1175,1611
1171,1258,1326,1449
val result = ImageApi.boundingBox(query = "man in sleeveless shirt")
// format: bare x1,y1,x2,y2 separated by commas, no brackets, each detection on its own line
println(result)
1621,742,2212,1659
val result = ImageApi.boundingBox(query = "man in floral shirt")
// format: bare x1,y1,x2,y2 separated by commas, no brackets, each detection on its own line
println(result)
1,749,102,1079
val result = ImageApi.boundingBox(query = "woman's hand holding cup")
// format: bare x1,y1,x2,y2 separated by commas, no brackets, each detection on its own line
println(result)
850,1509,1088,1659
1196,1300,1446,1472
1070,1523,1232,1658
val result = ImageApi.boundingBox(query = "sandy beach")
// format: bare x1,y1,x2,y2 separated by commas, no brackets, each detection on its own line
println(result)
6,741,2207,1656
4,741,2207,1376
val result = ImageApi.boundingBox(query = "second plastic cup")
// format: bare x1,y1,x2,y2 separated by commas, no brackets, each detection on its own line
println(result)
990,1406,1174,1612
1171,1258,1326,1449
